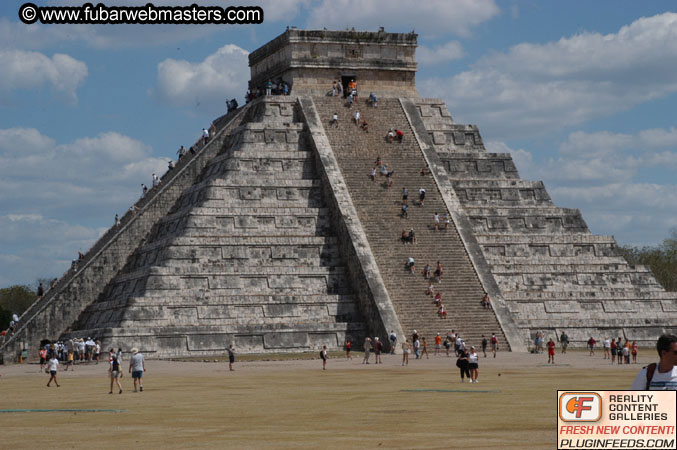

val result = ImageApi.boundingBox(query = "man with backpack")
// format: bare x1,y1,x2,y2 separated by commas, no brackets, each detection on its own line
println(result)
389,330,397,355
630,334,677,390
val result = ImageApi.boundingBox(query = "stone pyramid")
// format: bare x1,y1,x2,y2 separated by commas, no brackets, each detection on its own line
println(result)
3,28,675,361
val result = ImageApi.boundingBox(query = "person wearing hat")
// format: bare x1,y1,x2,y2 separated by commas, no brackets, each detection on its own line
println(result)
434,333,442,356
129,348,145,392
373,337,383,364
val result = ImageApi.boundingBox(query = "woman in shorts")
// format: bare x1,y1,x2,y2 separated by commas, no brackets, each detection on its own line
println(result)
631,341,638,363
401,339,410,366
109,349,123,394
46,354,60,387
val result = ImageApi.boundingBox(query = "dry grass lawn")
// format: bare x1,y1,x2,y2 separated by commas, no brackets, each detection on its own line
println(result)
0,349,648,449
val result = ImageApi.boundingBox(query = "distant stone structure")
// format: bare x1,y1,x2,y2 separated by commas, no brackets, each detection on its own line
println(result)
3,28,675,361
249,27,418,96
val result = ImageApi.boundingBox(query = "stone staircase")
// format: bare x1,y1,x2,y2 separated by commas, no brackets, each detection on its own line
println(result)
313,96,507,349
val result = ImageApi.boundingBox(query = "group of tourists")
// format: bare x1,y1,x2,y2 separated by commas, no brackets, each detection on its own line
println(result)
39,338,101,371
332,329,499,385
249,78,290,100
41,345,146,393
600,336,639,364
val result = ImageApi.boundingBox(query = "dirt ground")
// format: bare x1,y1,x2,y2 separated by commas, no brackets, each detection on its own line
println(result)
0,348,652,449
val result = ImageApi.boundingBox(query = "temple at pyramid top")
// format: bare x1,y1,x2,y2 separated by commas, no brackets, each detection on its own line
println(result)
248,28,419,96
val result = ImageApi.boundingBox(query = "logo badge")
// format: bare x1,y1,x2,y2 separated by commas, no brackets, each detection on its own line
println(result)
559,392,602,422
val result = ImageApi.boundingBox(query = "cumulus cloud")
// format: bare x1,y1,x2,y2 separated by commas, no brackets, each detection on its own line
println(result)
0,213,103,286
0,127,169,286
560,129,677,160
490,125,677,245
0,127,166,213
417,41,465,65
155,44,250,112
420,12,677,139
306,0,499,37
554,130,677,180
0,49,87,101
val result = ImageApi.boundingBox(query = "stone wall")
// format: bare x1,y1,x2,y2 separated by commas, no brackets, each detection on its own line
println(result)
57,97,367,357
410,97,677,347
1,107,247,362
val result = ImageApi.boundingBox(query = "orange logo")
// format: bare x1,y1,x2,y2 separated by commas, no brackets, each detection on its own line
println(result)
566,396,594,418
559,392,602,422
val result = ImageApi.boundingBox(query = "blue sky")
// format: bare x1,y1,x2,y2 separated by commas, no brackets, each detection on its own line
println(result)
1,0,676,287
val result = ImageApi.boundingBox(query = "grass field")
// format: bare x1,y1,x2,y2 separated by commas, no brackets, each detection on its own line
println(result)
0,349,648,449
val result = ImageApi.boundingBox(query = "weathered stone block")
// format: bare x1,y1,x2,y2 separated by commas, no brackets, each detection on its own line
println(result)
187,334,228,351
264,332,309,348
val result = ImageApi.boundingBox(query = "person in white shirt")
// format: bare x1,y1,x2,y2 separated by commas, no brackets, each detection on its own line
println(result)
353,110,360,125
46,354,60,387
630,335,677,390
129,348,146,392
603,338,611,359
468,347,479,383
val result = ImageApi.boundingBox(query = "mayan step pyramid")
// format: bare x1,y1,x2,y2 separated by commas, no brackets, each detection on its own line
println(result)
3,28,676,360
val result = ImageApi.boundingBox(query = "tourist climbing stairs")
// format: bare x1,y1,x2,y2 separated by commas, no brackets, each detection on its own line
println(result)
313,96,507,349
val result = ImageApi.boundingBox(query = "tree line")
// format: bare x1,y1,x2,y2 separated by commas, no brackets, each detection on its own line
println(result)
619,227,677,292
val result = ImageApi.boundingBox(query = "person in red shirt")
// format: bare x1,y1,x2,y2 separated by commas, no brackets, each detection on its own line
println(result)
547,338,556,364
610,338,617,364
588,337,596,356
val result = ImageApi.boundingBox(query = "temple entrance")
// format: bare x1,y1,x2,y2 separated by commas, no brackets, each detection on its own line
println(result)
341,75,356,98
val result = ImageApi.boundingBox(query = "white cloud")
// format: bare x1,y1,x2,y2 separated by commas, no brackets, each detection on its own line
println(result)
306,0,499,37
0,127,169,286
0,127,166,209
491,130,677,246
155,44,250,113
417,41,464,65
420,12,677,138
0,214,103,286
0,49,87,101
556,129,677,176
0,128,55,153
